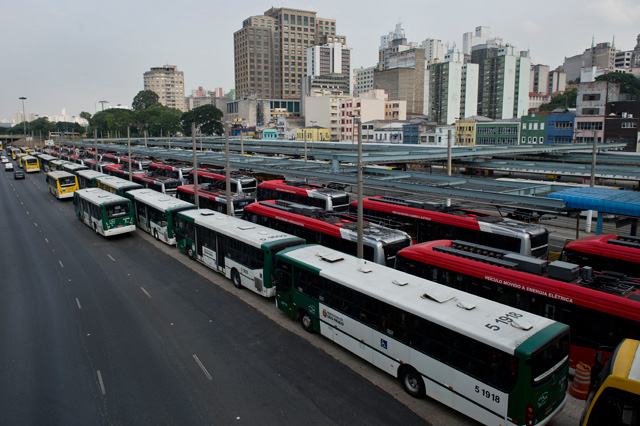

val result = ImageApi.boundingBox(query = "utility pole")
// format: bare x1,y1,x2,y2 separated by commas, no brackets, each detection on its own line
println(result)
192,122,199,207
357,118,363,259
225,123,232,215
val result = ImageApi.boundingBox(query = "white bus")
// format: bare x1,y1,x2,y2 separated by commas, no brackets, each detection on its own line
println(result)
275,244,570,426
127,188,196,245
46,170,79,199
174,209,305,297
73,188,136,237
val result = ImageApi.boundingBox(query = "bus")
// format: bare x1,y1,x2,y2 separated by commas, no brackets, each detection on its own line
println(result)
191,168,258,195
174,209,305,297
562,234,640,276
352,196,549,258
9,147,21,160
61,162,88,175
127,188,196,245
257,179,351,212
176,184,256,217
243,200,412,266
46,170,79,199
15,153,26,167
36,153,57,172
21,155,40,173
76,169,109,189
120,156,151,171
274,244,569,426
580,338,640,426
95,175,143,197
149,161,193,184
395,239,640,372
105,164,181,195
73,188,136,236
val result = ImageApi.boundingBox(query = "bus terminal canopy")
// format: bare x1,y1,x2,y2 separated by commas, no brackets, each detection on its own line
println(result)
548,187,640,234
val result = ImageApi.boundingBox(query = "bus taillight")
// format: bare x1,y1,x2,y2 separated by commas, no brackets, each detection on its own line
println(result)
526,404,534,426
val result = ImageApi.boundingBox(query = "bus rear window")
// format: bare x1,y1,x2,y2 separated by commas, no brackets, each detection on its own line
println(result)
532,331,569,386
106,202,130,219
59,177,77,187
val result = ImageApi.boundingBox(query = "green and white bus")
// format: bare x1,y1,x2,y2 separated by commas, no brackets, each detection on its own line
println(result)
175,209,305,297
46,170,79,199
274,244,570,426
95,175,143,196
127,188,196,245
73,188,136,236
61,162,88,175
76,169,108,189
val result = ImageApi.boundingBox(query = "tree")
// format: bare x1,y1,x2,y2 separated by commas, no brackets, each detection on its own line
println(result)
181,104,224,136
79,111,92,121
539,88,578,112
134,105,182,137
132,90,160,111
595,73,640,94
91,108,135,136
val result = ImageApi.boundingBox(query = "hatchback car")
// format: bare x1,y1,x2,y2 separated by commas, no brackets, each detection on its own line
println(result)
14,170,25,180
1,157,8,163
5,162,14,171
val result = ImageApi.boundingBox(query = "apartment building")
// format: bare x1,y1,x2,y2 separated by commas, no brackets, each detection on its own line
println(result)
143,65,186,112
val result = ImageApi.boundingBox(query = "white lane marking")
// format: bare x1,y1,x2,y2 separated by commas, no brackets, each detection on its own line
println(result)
96,370,106,395
59,260,64,268
26,211,29,215
34,223,38,227
44,238,49,243
140,287,151,298
75,298,82,309
193,354,213,381
107,254,116,262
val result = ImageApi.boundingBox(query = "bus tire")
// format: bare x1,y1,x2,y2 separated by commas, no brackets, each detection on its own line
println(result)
187,246,195,260
93,223,98,234
153,229,159,240
231,269,242,289
399,366,425,398
300,310,314,333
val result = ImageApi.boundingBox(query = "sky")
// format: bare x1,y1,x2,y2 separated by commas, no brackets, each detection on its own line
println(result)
2,0,640,124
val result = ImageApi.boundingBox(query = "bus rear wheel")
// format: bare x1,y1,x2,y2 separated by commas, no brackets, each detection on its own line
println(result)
153,229,159,240
231,269,243,289
399,366,425,398
187,246,195,260
300,310,314,333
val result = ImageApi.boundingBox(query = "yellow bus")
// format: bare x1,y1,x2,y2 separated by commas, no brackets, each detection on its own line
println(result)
22,155,40,173
580,338,640,425
16,153,26,167
46,170,79,199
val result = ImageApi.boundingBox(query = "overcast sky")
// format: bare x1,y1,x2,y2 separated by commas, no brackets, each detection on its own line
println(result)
2,0,639,123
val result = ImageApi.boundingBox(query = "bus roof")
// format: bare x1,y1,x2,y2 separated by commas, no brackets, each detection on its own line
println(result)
127,189,195,212
564,234,640,264
46,170,76,179
178,208,303,249
22,155,37,161
612,339,640,383
75,188,130,205
76,169,108,180
97,175,144,191
278,244,561,355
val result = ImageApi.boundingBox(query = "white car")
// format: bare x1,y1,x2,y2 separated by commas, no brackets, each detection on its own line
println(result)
5,162,14,171
1,157,8,163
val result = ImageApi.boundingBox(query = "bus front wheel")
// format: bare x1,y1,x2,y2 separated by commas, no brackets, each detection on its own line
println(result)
153,229,159,240
187,246,195,260
231,269,242,289
399,366,425,398
300,310,314,333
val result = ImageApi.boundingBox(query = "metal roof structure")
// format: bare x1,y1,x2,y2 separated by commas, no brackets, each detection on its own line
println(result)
549,187,640,233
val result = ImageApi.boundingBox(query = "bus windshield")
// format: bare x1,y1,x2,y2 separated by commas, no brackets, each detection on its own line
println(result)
532,331,570,386
331,195,350,211
59,176,77,187
105,201,131,219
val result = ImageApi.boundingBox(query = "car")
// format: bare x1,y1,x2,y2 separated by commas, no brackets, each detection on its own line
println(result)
5,162,14,171
1,157,8,163
13,170,25,180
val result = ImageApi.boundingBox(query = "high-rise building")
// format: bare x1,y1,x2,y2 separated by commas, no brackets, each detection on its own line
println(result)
374,48,426,115
353,66,375,97
530,64,550,94
143,65,186,111
427,52,479,124
233,7,344,100
479,46,530,120
462,26,493,56
421,38,445,63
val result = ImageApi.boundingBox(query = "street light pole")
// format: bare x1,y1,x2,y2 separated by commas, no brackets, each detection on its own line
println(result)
192,122,199,207
357,118,363,259
19,97,27,138
127,127,132,181
225,123,232,215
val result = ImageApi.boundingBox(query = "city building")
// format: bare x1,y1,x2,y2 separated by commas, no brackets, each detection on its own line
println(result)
374,47,426,115
529,92,552,112
478,46,530,119
427,51,479,124
353,66,375,97
462,26,493,56
530,64,550,94
143,65,186,112
186,87,227,111
475,118,520,145
606,98,640,151
548,69,567,94
574,81,621,145
295,126,330,142
520,114,546,145
225,96,300,127
233,7,343,100
421,38,445,63
303,92,349,141
378,23,415,71
545,110,575,144
338,90,406,142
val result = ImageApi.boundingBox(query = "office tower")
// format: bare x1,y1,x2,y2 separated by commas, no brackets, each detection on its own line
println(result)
427,52,479,124
143,65,186,111
234,7,344,99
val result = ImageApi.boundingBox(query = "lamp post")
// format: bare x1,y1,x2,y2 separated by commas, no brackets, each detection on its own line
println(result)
356,117,363,259
192,122,199,207
224,122,232,215
19,97,27,138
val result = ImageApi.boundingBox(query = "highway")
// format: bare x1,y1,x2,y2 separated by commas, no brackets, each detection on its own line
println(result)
0,166,434,425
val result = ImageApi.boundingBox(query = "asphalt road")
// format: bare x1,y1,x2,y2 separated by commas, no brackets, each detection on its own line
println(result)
0,167,435,426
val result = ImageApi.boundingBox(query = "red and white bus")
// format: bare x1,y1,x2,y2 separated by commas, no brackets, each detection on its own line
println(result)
176,184,256,217
257,179,350,212
104,164,180,195
353,196,549,258
395,239,640,372
148,161,193,184
562,234,640,277
190,168,257,195
243,200,412,266
120,155,152,171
